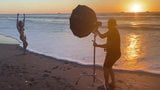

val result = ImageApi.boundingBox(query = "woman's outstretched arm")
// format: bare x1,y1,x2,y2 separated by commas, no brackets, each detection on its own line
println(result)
93,41,107,48
16,14,19,29
96,30,107,39
95,44,107,48
92,22,107,39
23,14,25,27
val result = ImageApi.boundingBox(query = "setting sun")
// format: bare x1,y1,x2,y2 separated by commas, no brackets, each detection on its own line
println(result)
130,3,143,12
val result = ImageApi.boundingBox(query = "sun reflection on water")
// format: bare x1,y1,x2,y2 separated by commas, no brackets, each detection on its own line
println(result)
127,34,140,60
120,34,147,70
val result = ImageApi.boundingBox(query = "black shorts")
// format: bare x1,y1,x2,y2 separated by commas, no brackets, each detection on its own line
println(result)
103,52,121,68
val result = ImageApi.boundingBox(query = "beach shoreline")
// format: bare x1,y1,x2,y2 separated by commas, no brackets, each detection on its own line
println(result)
29,48,160,76
0,36,160,90
1,33,160,75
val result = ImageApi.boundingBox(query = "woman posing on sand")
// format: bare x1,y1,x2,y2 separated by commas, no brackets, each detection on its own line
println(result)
16,14,28,54
94,18,121,89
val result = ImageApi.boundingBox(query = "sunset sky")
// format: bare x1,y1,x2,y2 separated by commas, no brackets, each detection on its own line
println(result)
0,0,159,14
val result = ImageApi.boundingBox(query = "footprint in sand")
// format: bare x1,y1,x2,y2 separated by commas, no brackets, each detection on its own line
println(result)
42,73,49,78
51,76,61,81
58,66,72,71
44,70,52,73
52,66,59,70
67,67,71,70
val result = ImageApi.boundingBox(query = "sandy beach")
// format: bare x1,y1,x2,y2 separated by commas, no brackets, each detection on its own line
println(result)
0,43,160,90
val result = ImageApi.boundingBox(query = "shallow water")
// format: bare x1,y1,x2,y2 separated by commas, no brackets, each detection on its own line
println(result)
0,34,19,44
0,13,160,74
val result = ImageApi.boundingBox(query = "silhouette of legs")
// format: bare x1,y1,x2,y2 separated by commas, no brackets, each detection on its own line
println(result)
103,67,115,90
103,66,110,88
109,68,115,89
23,41,28,54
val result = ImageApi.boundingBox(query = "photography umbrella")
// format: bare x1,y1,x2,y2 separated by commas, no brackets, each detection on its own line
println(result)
70,5,97,38
70,5,105,88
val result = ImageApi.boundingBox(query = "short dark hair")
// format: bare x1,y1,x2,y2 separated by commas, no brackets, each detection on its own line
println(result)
108,18,117,26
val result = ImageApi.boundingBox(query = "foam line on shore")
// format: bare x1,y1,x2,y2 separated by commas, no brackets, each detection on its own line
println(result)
26,47,160,75
1,33,160,75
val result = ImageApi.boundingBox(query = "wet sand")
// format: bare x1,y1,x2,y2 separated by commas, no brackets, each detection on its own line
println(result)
0,44,160,90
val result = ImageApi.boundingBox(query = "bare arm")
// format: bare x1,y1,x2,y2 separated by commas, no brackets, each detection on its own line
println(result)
96,30,107,39
93,42,107,48
16,14,19,30
95,44,107,48
23,14,25,27
92,21,107,39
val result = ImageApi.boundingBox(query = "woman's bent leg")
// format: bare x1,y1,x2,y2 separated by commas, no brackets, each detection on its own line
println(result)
109,67,115,87
103,66,110,88
23,41,28,54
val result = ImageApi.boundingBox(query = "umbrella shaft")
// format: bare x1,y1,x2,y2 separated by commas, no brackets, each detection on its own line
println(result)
93,34,96,82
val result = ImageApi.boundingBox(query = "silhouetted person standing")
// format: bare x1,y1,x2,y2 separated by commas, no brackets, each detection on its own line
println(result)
94,18,121,89
16,14,28,54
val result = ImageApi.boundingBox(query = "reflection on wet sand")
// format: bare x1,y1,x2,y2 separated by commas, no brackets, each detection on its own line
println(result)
0,35,19,44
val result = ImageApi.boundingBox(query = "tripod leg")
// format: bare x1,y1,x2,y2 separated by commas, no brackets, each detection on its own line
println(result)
75,75,82,85
92,76,107,90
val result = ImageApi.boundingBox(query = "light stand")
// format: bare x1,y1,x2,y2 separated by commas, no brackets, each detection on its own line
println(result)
75,33,106,89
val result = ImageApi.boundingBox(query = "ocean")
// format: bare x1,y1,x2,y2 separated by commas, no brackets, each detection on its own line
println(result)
0,13,160,74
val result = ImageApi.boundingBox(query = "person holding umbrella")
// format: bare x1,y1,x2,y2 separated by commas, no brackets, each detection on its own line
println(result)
94,18,121,89
16,14,28,54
